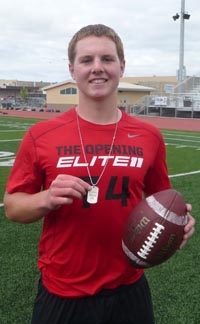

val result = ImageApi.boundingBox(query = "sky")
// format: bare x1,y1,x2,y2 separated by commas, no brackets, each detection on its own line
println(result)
0,0,200,83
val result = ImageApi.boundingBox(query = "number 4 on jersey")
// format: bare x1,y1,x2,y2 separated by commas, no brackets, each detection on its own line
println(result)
81,175,130,207
106,176,130,206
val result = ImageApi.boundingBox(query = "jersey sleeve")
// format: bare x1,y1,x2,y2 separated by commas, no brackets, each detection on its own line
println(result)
143,134,171,196
6,130,44,194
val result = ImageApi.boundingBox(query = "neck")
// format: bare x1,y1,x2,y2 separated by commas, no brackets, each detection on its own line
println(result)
77,97,121,125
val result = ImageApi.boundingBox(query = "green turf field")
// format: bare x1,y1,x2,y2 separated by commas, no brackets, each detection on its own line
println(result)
0,116,200,324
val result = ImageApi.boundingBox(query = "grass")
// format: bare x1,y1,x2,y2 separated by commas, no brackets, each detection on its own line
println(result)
146,173,200,324
0,116,200,324
0,116,42,324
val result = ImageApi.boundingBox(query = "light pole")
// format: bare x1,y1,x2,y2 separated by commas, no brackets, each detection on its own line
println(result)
173,0,190,95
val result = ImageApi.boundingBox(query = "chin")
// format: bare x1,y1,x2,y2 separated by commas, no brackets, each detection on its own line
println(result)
90,92,108,100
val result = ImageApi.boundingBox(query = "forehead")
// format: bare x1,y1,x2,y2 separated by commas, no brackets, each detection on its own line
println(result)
75,36,118,57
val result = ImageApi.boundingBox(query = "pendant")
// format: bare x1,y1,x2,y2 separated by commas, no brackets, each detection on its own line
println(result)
87,186,99,204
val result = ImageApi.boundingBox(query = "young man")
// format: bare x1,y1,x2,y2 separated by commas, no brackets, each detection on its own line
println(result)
4,24,195,324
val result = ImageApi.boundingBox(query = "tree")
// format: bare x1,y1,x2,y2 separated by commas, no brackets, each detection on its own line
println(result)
20,87,28,101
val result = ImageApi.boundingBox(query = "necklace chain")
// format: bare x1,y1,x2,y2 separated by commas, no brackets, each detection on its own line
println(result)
76,109,119,187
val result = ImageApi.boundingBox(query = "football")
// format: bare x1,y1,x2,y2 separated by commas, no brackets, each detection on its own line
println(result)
122,189,188,268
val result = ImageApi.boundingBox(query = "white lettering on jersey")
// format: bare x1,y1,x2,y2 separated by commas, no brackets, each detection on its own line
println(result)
130,157,144,168
56,156,144,168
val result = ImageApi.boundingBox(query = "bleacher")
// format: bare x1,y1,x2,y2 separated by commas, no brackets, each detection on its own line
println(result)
129,75,200,119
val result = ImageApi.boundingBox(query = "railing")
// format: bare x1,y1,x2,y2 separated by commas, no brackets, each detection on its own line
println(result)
174,75,200,94
128,93,200,119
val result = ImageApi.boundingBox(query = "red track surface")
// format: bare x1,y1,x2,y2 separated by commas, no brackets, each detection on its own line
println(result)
1,110,200,132
136,116,200,132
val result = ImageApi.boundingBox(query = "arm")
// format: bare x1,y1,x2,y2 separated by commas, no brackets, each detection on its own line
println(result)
4,174,92,224
4,190,50,224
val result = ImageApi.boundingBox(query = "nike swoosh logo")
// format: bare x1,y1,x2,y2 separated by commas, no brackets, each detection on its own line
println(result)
128,134,141,138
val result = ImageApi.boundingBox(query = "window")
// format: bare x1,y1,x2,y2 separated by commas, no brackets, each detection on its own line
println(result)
60,87,77,95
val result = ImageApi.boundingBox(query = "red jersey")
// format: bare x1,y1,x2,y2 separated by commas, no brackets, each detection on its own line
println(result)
6,108,171,297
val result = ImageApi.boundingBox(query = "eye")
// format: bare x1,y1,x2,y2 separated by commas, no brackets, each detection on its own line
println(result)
102,56,115,62
80,56,92,64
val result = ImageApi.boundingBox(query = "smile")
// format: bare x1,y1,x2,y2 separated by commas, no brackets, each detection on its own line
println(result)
89,79,107,84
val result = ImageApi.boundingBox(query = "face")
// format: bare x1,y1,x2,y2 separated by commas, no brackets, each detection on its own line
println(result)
69,36,125,101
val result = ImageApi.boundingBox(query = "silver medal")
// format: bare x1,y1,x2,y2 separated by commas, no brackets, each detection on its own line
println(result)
87,186,99,204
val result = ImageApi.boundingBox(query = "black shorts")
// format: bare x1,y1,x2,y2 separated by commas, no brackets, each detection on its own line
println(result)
31,274,155,324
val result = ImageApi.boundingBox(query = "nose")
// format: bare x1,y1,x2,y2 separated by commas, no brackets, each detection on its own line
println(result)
91,58,104,73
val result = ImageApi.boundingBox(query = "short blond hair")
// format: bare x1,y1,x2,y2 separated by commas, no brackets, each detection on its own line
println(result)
68,24,125,64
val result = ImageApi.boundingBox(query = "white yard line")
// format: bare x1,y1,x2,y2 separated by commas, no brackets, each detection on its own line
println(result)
169,170,200,178
0,139,22,142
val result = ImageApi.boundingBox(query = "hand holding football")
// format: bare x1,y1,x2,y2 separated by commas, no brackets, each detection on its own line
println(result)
122,189,188,268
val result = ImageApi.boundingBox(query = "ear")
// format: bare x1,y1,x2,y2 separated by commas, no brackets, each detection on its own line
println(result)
120,60,125,78
69,64,76,80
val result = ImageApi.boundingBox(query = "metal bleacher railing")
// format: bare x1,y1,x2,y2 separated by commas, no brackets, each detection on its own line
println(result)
129,75,200,119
